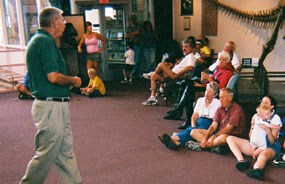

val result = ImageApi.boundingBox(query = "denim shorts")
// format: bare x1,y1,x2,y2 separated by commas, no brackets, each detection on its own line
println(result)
266,135,281,155
86,52,102,62
177,117,213,146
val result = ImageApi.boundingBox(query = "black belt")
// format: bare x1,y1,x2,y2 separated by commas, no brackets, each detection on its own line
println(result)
36,97,70,102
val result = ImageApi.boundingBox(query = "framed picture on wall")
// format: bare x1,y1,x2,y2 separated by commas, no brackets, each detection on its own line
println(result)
183,17,191,30
181,0,193,16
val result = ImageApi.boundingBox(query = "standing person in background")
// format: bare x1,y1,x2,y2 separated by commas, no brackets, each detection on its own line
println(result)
78,21,107,73
126,15,143,78
120,42,135,84
20,7,83,184
142,20,158,73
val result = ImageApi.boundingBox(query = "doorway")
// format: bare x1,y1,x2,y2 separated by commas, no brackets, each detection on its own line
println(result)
153,0,173,63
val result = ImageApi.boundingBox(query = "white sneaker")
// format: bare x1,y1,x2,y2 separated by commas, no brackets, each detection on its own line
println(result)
143,72,153,80
120,80,128,84
142,96,158,106
185,140,201,151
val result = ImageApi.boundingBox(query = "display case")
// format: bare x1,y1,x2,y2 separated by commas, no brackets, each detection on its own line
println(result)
105,6,127,64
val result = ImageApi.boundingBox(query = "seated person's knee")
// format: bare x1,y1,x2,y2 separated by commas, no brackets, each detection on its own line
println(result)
190,129,197,136
226,135,235,143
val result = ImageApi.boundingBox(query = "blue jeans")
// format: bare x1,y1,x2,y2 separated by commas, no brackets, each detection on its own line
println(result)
177,117,213,146
132,45,143,76
143,47,156,72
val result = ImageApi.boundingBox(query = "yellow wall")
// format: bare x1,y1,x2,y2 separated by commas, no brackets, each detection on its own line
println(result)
173,0,285,71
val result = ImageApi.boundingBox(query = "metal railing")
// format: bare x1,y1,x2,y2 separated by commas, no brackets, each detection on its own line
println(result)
0,48,26,93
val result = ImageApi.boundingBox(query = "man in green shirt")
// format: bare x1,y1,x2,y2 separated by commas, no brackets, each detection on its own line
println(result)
20,7,83,184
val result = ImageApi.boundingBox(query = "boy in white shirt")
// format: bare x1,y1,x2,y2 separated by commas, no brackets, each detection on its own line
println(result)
121,42,135,84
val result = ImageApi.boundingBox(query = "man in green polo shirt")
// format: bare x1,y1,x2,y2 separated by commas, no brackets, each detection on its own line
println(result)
20,7,83,184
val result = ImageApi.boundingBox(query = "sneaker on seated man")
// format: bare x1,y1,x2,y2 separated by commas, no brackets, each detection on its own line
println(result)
272,153,285,168
143,72,153,80
142,39,196,106
143,52,172,80
142,95,158,106
272,145,285,168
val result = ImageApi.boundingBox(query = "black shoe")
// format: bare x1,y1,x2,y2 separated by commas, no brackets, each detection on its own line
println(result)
247,169,264,180
177,121,190,129
164,114,181,120
167,110,174,115
210,146,228,155
158,134,179,150
164,111,181,120
236,160,251,171
18,93,34,100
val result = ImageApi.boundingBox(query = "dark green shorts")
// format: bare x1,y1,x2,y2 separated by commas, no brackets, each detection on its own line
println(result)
86,52,102,62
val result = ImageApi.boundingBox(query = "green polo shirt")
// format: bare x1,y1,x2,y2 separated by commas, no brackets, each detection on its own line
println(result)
26,29,70,98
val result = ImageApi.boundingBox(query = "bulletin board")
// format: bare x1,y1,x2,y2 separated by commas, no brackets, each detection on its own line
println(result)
202,0,217,36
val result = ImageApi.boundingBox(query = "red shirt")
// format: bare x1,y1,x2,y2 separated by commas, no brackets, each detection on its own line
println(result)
212,65,233,89
214,102,247,137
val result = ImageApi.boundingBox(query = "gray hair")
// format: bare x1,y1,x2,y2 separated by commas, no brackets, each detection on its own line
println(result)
39,7,63,28
220,87,234,98
182,39,196,48
218,50,231,63
207,81,219,97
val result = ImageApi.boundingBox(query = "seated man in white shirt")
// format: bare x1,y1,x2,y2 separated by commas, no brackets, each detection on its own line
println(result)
209,41,241,73
142,39,197,106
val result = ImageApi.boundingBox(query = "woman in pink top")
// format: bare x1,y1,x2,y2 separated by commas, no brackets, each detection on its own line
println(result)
78,21,107,73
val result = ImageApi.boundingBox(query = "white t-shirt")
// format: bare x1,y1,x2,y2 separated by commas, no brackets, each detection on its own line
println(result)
172,53,196,74
194,52,201,59
209,52,240,71
194,97,221,119
125,49,135,65
250,113,282,150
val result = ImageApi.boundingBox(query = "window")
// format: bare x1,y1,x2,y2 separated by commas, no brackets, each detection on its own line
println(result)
22,0,38,44
85,9,99,33
0,6,4,45
3,0,20,45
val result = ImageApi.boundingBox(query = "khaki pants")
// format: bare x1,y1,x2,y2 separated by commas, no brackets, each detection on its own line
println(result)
20,100,82,184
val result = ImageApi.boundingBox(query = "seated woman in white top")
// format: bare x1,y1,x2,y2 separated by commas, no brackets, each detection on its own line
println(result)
158,82,221,150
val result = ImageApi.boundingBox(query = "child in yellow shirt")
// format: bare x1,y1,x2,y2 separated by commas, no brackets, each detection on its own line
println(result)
80,68,106,97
